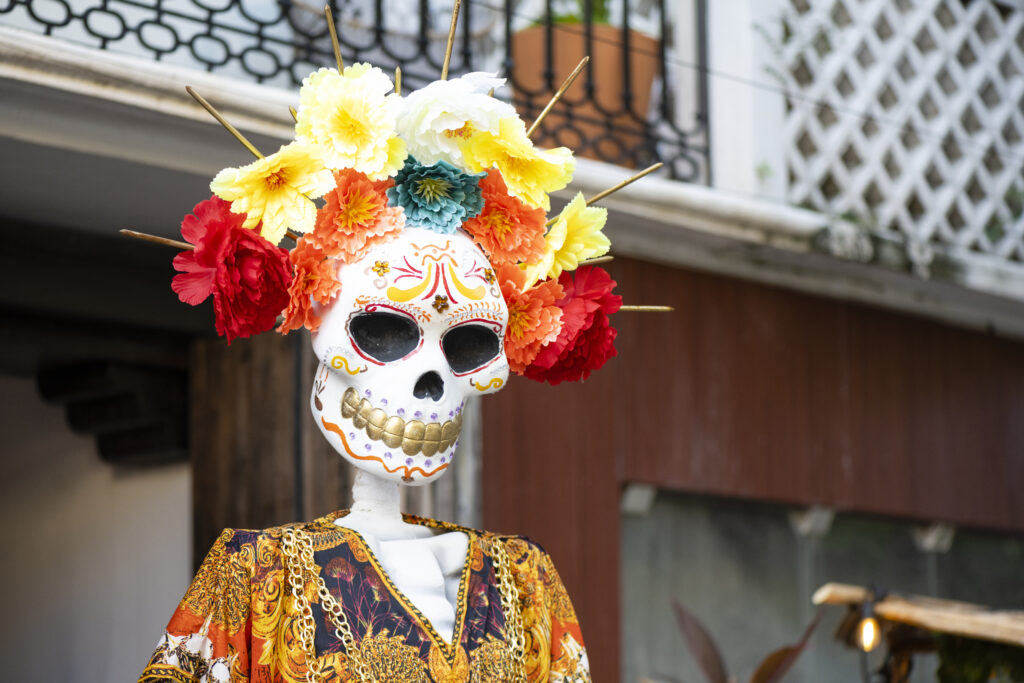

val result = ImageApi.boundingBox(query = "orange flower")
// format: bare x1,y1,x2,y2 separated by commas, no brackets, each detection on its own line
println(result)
463,170,545,266
497,263,564,372
313,168,404,263
278,238,341,333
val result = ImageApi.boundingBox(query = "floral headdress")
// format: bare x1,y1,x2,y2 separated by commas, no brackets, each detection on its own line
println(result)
148,7,664,386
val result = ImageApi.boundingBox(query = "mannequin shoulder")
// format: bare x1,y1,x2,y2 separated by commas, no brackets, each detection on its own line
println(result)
198,519,341,568
399,515,559,572
479,530,568,579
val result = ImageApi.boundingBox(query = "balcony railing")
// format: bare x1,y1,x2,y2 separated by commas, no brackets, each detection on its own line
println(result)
1,0,709,182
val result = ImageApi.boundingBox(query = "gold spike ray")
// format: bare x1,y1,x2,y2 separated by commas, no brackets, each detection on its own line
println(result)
441,0,462,80
324,5,345,72
586,162,663,206
120,229,192,251
395,66,402,96
545,162,664,227
186,86,263,159
527,56,589,138
619,305,673,312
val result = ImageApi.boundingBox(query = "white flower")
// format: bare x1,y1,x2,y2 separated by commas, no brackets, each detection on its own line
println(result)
396,72,516,167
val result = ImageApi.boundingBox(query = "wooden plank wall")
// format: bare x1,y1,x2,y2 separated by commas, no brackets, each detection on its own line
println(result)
482,257,1024,681
189,333,353,564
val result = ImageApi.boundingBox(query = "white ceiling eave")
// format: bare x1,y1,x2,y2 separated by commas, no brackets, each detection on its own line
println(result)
3,26,1023,338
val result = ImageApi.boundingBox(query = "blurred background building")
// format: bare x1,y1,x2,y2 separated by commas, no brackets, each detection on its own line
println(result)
0,0,1022,681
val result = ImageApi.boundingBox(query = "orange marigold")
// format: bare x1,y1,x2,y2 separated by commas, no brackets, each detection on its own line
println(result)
497,263,564,372
278,237,341,333
463,170,546,266
313,168,404,263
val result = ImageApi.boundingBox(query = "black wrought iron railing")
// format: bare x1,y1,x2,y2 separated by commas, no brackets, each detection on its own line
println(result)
1,0,708,181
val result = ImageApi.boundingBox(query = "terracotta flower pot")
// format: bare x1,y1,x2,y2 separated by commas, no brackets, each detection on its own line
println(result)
510,23,660,167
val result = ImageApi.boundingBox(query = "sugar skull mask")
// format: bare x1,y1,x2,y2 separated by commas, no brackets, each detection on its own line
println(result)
310,227,509,484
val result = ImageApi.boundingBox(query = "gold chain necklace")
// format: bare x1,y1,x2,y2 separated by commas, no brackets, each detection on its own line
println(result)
487,537,528,683
282,527,372,683
280,526,528,682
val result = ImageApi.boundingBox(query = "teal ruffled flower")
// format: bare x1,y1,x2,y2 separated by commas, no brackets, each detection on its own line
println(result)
387,158,486,234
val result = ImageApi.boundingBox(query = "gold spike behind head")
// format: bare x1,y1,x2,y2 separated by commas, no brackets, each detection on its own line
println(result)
441,0,462,80
186,86,263,159
527,56,589,138
120,229,192,251
619,305,674,312
324,5,345,72
545,163,664,227
586,163,663,206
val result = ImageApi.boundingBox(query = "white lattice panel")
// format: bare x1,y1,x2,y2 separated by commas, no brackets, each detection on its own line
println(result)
781,0,1024,263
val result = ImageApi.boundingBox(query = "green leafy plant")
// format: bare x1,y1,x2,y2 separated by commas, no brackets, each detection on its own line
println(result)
666,599,820,683
545,0,610,25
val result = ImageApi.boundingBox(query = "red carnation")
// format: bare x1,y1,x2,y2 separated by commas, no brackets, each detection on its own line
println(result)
524,266,622,385
171,196,292,344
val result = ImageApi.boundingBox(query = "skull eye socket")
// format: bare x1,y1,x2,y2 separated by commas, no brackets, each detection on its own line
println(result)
442,324,501,374
348,312,421,362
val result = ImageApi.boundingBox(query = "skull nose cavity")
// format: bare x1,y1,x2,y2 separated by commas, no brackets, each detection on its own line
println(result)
413,371,445,402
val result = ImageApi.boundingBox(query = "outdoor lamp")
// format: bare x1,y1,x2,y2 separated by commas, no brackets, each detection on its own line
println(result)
857,599,881,652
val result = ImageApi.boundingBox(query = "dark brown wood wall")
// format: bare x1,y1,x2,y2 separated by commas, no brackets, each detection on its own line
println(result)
482,257,1024,681
190,333,353,564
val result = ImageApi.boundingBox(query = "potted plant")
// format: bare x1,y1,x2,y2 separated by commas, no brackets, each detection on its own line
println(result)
509,0,661,166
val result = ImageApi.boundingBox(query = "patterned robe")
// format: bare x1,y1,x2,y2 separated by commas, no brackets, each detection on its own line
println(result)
138,511,591,682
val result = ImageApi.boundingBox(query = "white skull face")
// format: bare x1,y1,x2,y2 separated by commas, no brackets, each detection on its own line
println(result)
310,227,509,485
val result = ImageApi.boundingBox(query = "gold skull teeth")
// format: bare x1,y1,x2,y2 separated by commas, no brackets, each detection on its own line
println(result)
341,387,462,457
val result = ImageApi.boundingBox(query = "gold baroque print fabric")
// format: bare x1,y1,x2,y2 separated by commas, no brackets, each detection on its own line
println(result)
138,512,591,682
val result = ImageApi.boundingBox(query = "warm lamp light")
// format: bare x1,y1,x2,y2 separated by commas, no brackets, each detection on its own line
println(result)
857,613,881,652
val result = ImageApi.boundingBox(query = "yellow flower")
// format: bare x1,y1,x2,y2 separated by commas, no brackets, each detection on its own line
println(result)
523,192,609,286
460,117,574,210
295,64,407,180
210,142,334,244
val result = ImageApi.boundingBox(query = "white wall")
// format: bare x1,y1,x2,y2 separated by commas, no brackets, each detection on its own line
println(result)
707,0,788,200
0,375,191,683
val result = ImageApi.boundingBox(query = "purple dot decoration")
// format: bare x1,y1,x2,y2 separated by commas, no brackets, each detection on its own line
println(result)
440,456,446,464
385,453,392,460
425,460,432,467
364,389,372,397
364,444,371,451
380,398,388,406
349,433,356,440
405,458,413,465
430,413,438,420
414,411,423,418
448,411,454,417
397,408,405,417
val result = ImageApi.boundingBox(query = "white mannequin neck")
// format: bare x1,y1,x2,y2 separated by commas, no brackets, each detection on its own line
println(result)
335,469,434,541
332,468,469,643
